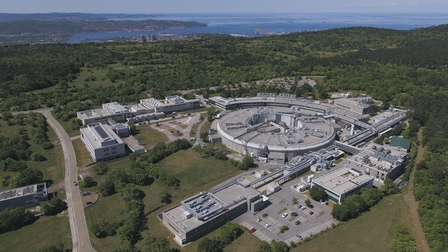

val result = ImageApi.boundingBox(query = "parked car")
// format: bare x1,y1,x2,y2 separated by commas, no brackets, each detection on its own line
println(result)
86,201,92,205
265,223,271,228
282,212,288,218
294,220,301,225
309,211,314,215
296,234,303,240
297,204,303,209
250,228,257,233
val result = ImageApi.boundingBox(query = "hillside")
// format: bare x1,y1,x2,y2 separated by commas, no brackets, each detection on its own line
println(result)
0,14,206,44
0,25,447,251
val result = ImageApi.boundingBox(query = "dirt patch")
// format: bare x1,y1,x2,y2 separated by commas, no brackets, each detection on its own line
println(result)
403,128,430,252
48,180,65,193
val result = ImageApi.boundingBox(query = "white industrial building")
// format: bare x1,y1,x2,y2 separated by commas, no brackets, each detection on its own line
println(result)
77,95,202,126
213,107,336,164
140,95,200,114
162,182,265,245
77,102,151,125
334,97,373,115
311,167,374,203
0,183,48,212
80,123,126,162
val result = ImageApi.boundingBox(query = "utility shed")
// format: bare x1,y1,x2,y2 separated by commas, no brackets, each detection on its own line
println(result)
389,137,411,151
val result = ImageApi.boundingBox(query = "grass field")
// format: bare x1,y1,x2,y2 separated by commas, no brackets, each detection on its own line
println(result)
84,148,244,251
224,229,263,252
293,194,408,252
134,124,168,145
85,193,125,251
84,158,131,251
72,138,94,167
50,111,81,137
0,115,65,190
0,215,72,252
200,120,212,134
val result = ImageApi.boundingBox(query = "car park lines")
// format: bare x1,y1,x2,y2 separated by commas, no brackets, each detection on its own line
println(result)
266,216,283,229
240,221,272,242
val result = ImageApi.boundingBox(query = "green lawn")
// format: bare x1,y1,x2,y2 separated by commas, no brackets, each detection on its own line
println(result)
224,229,263,252
51,111,80,137
293,194,409,252
134,124,168,145
72,138,94,167
0,114,65,189
200,121,212,134
0,215,72,252
84,149,244,251
84,158,130,251
85,193,125,251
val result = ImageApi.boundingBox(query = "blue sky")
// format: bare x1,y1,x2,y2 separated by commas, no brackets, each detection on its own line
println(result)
2,0,448,13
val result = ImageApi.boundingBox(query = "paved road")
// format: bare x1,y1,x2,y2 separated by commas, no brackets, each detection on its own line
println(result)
41,110,95,252
195,117,208,146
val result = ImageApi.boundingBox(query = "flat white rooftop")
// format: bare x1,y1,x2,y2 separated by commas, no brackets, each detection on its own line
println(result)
313,167,373,196
0,183,46,202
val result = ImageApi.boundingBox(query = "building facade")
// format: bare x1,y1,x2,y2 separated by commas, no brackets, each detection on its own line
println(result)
311,168,374,203
140,95,200,114
0,183,48,212
80,123,126,162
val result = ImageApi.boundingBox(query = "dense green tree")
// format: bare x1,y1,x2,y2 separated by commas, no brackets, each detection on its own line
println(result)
271,240,290,252
304,199,312,207
141,237,171,252
10,168,43,187
381,179,400,196
219,222,243,244
389,224,418,252
40,197,67,216
239,155,254,170
38,245,63,252
360,188,383,207
81,176,96,188
92,220,117,238
197,237,223,252
94,162,109,175
309,185,328,201
158,192,171,203
256,241,272,252
0,206,35,233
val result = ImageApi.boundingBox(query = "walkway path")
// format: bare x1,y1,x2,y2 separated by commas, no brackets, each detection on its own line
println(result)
403,129,430,252
42,109,95,252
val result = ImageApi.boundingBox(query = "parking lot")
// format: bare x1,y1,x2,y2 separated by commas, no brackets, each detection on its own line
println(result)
233,176,338,243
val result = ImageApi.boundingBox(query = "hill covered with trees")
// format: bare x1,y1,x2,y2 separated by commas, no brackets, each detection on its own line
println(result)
0,24,448,250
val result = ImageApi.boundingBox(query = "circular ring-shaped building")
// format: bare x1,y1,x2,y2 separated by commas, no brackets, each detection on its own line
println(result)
217,107,336,164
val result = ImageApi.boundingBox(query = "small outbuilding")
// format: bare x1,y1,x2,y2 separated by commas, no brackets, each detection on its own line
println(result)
389,137,411,151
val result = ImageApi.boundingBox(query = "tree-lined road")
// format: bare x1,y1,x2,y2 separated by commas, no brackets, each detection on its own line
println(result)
41,109,95,252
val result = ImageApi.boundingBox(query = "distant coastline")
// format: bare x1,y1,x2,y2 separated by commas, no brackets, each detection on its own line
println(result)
1,12,447,44
67,12,448,43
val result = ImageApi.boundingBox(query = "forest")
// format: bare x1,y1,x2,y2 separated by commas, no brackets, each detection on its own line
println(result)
0,24,448,251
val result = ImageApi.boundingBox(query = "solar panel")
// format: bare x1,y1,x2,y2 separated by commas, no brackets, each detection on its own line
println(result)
94,125,109,139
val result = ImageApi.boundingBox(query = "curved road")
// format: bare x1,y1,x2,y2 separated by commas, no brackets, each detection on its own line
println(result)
41,109,95,252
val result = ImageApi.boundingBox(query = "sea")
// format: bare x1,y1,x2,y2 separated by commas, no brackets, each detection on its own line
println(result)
66,13,448,43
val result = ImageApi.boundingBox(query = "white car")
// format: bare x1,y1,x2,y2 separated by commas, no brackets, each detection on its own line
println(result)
282,212,288,218
265,223,271,228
